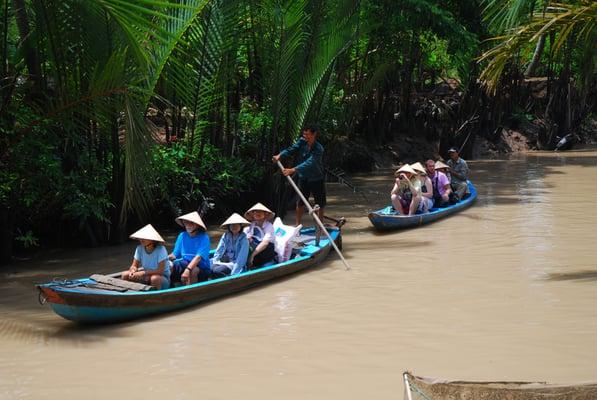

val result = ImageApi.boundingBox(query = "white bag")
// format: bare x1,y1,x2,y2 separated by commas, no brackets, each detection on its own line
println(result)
272,217,302,262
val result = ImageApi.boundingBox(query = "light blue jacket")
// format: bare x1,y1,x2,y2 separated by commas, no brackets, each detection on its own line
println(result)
212,231,249,275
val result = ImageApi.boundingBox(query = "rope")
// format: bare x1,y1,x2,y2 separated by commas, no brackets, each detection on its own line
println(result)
49,277,81,288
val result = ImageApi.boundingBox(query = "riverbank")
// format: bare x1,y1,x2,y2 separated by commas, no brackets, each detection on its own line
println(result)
325,116,597,172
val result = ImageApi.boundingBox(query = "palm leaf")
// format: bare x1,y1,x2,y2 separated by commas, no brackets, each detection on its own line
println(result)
479,1,597,93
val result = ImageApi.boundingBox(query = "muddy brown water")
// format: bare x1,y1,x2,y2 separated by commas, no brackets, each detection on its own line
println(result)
1,149,597,399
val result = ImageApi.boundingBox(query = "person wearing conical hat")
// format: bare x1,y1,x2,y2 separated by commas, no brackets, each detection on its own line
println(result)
210,213,250,278
390,164,422,215
168,211,211,286
425,159,452,207
446,147,470,200
412,162,434,213
243,203,277,269
272,124,326,226
120,224,170,290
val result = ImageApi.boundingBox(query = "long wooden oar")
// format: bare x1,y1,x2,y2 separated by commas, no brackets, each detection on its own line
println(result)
276,160,350,270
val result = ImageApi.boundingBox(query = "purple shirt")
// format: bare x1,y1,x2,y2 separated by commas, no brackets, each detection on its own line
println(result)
430,171,450,196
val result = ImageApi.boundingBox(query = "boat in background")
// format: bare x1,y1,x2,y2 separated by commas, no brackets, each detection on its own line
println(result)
37,227,341,324
403,372,597,400
368,181,477,231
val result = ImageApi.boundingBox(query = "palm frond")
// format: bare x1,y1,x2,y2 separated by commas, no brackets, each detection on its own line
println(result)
479,1,597,93
291,0,359,136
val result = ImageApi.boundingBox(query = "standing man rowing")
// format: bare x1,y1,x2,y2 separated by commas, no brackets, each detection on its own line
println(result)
273,124,326,226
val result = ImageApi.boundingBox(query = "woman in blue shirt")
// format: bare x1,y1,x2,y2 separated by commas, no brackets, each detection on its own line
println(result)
121,224,170,290
211,213,250,278
168,211,211,285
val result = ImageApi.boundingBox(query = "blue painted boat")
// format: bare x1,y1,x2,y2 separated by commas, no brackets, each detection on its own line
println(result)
37,227,341,324
368,181,477,231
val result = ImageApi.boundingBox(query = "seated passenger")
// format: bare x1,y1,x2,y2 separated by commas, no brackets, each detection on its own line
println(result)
210,213,250,278
447,147,470,199
169,211,211,285
435,160,459,204
390,164,421,215
121,224,170,290
425,159,452,207
244,203,277,269
411,162,434,213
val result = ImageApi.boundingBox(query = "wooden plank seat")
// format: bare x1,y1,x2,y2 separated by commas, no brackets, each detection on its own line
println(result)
89,274,156,292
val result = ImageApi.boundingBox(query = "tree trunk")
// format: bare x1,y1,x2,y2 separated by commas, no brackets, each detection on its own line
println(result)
524,34,546,77
0,206,15,264
12,0,41,91
108,115,125,244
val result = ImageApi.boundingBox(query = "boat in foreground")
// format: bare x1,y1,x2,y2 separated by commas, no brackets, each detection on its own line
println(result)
368,181,477,231
403,372,597,400
37,227,340,324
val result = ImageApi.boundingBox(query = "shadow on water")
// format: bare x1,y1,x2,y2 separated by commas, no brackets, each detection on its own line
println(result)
0,316,135,346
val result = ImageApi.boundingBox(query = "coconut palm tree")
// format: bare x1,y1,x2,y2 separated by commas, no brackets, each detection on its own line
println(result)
0,0,210,256
479,1,597,93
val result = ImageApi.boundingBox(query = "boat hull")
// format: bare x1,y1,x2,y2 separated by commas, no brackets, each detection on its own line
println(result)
38,229,339,324
404,372,597,400
368,181,477,231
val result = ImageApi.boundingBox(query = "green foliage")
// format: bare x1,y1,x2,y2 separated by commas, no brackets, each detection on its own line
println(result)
14,230,39,249
151,141,262,215
237,99,272,143
2,0,593,257
61,161,113,228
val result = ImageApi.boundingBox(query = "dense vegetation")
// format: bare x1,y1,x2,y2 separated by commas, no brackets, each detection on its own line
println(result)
1,0,595,261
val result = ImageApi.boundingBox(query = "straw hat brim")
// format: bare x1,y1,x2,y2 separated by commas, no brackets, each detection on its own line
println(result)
435,160,450,170
129,224,165,244
220,213,250,229
411,162,426,174
175,211,207,231
396,164,416,176
244,203,275,221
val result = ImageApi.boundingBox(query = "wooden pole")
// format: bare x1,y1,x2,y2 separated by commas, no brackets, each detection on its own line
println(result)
276,161,350,270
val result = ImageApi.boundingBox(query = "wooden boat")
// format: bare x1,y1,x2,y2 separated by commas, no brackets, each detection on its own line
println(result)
368,181,477,231
403,372,597,400
37,227,341,324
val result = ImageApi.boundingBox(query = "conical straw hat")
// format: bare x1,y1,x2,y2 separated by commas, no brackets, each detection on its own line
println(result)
129,224,165,244
411,162,426,175
175,211,207,231
244,202,275,221
435,160,450,170
220,213,250,229
395,163,416,176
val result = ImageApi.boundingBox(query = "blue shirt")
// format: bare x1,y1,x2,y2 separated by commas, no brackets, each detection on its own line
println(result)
280,138,325,182
134,244,170,277
213,231,250,275
172,231,211,272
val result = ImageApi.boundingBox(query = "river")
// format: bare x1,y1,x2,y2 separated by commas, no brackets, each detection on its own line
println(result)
1,148,596,399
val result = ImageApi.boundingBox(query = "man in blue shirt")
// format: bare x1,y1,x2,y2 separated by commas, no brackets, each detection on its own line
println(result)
273,125,326,226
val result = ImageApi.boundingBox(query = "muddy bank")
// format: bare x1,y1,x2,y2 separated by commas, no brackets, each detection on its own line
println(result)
326,116,597,172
